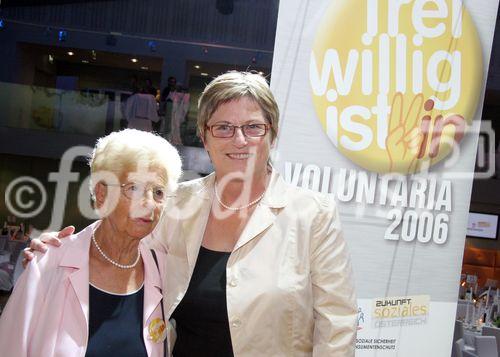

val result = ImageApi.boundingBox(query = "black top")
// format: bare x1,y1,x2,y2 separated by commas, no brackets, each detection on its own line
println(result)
171,246,234,357
85,284,148,357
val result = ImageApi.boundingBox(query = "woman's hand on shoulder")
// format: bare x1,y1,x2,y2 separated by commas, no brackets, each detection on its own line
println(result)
22,226,75,268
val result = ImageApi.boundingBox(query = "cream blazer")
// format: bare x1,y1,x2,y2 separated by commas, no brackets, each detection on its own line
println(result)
149,169,358,356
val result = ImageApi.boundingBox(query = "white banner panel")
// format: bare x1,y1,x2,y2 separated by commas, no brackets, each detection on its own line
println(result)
271,0,499,355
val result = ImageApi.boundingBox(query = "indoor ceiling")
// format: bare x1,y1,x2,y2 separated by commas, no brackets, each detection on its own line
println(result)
20,42,163,72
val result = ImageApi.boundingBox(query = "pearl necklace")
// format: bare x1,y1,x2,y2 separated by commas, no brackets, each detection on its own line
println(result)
91,230,141,269
214,184,266,211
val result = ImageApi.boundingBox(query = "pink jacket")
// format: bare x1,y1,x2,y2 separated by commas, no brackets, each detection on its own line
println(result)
0,222,167,357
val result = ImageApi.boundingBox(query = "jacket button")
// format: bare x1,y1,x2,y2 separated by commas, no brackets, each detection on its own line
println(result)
231,319,242,328
229,280,237,287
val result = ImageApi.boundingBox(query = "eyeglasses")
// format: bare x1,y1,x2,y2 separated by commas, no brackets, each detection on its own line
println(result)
105,182,167,203
205,123,269,138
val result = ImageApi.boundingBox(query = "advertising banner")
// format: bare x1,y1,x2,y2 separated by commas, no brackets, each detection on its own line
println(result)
271,0,499,355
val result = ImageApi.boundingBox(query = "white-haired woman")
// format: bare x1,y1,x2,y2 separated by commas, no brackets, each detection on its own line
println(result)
0,129,181,357
26,72,357,356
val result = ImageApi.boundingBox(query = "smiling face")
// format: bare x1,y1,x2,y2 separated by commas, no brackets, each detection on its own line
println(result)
203,97,273,181
95,168,166,239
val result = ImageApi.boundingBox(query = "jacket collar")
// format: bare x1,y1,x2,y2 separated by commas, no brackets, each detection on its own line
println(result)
58,221,97,335
59,221,96,269
140,243,163,292
260,168,289,208
233,169,289,250
140,243,164,356
180,168,290,270
58,221,164,339
190,168,289,209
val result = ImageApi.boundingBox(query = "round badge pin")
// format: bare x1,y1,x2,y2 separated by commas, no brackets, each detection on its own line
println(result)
148,318,167,343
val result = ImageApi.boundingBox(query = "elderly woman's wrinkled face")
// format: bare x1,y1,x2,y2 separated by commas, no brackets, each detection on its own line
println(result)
95,168,166,239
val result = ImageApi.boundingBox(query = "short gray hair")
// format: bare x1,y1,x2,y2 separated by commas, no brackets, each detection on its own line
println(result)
197,71,280,141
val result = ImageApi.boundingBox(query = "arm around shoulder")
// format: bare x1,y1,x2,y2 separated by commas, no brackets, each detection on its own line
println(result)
310,196,358,356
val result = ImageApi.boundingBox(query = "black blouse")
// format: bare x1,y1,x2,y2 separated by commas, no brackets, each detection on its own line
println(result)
86,284,147,357
171,246,234,357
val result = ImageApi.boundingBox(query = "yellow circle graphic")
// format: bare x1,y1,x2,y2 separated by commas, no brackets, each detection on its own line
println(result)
310,0,483,173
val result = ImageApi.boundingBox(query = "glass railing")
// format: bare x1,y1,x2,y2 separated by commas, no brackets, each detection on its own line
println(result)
0,81,125,136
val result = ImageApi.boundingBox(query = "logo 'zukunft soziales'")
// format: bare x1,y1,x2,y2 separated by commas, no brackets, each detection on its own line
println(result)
310,0,482,174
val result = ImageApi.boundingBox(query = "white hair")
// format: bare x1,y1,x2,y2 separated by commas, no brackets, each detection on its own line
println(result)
88,129,182,197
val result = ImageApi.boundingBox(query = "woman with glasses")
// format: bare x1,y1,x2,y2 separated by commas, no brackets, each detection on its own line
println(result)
161,71,357,356
25,72,357,356
0,129,181,357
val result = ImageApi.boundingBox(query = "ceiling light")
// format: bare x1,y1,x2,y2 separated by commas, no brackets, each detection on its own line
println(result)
194,65,200,69
200,72,209,77
141,66,149,70
67,51,74,56
131,58,138,63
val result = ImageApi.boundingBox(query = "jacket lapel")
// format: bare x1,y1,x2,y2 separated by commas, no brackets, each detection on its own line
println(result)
177,170,289,266
233,204,276,251
59,222,96,332
233,170,289,251
180,174,214,272
141,244,164,357
141,244,163,324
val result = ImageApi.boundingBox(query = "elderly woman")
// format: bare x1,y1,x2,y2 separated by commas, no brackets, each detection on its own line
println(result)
1,129,181,356
26,72,357,356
